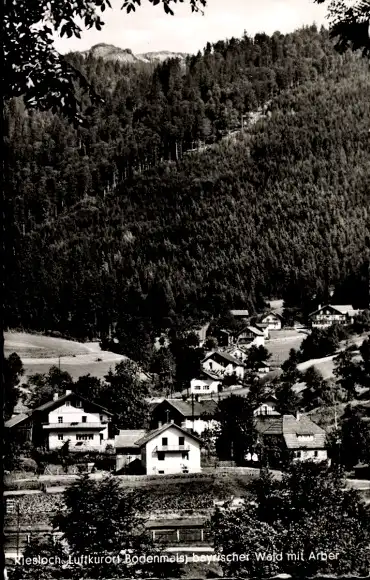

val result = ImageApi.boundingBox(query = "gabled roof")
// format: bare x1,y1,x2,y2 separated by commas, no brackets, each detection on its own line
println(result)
135,423,202,447
255,414,326,449
198,369,222,381
261,311,284,321
5,413,31,428
152,398,218,418
115,430,146,449
202,350,245,366
309,304,359,317
32,391,113,416
237,325,265,337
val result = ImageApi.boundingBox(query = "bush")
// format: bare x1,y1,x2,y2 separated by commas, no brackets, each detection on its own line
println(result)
18,458,38,473
5,479,43,491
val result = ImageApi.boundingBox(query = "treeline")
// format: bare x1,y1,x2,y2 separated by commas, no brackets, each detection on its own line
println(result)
4,26,370,346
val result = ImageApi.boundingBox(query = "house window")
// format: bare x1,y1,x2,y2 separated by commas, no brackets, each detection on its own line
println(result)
65,401,70,407
158,471,164,474
209,362,213,369
294,451,301,458
179,436,185,446
158,452,165,461
82,416,87,423
162,437,168,446
182,452,188,460
100,415,104,422
76,434,94,441
314,450,318,457
75,400,82,408
58,417,63,423
58,434,64,441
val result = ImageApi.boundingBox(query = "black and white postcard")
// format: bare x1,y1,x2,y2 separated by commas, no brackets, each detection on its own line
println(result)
3,0,370,578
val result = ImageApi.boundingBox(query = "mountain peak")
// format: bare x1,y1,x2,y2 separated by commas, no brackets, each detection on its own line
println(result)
80,44,188,64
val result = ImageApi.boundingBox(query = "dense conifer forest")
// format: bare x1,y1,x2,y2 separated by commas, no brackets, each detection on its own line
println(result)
4,25,370,346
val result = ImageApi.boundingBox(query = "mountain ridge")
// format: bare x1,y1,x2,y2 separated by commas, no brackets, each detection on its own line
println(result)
79,43,188,63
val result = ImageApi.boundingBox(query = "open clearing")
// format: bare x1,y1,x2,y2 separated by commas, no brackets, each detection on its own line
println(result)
4,331,130,382
266,329,307,365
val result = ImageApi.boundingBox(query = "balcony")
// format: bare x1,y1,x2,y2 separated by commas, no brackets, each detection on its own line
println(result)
42,422,106,430
154,445,190,452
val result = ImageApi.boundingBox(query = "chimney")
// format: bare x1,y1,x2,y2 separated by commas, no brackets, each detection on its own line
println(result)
170,419,174,424
296,411,300,421
318,304,321,310
65,390,72,395
53,393,58,401
158,421,162,428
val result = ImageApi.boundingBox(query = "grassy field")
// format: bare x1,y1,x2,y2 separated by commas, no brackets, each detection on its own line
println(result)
266,329,306,365
4,331,130,382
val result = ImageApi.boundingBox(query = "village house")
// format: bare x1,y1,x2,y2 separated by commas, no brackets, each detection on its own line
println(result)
201,351,245,380
5,390,114,451
190,370,221,395
309,304,362,328
115,423,201,475
234,325,265,348
150,398,218,435
259,312,284,330
255,412,327,465
253,395,280,416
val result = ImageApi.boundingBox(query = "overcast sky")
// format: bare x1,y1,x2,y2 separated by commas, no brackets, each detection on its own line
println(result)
54,0,328,55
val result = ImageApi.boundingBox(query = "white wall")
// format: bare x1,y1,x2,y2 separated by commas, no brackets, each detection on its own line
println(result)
254,403,277,416
293,449,327,462
48,403,109,425
190,378,220,394
48,430,106,450
262,315,282,330
143,425,201,475
202,359,244,379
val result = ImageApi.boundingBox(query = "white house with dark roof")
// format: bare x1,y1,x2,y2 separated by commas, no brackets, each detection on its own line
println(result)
234,326,265,348
7,390,114,451
309,304,362,328
259,312,284,330
201,351,245,379
253,395,280,417
190,370,221,395
115,423,201,475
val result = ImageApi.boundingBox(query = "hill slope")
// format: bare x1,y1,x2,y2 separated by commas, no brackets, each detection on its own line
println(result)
4,27,370,347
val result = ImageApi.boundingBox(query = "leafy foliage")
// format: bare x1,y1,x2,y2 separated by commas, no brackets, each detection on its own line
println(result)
210,462,370,577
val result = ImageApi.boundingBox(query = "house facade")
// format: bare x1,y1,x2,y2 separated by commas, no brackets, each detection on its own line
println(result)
14,390,114,451
259,312,283,330
255,413,327,466
235,326,265,348
201,351,245,379
115,423,201,475
309,304,361,328
150,399,218,436
190,372,221,395
253,396,280,417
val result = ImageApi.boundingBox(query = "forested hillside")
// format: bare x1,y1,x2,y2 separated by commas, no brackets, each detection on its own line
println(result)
4,25,370,348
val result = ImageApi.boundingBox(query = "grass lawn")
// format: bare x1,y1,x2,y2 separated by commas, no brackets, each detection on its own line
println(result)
4,331,130,382
266,329,306,366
